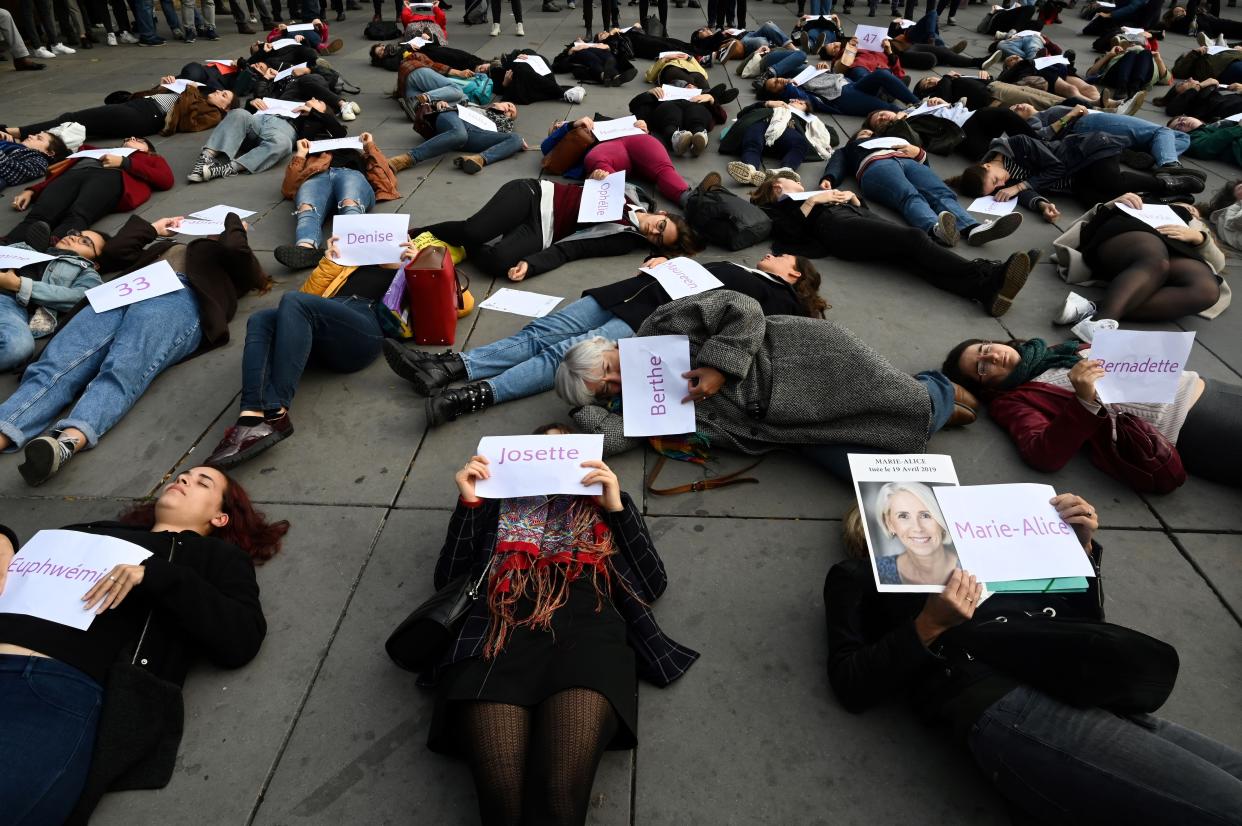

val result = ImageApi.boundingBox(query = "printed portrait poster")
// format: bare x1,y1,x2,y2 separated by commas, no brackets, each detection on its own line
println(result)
848,454,962,593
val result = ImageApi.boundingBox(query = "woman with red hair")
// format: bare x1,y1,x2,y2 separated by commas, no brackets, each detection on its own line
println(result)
0,467,289,825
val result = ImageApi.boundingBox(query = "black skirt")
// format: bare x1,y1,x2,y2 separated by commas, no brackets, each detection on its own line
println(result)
427,578,639,755
1080,205,1205,274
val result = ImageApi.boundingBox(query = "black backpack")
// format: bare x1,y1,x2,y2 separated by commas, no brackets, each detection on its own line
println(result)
364,20,401,39
463,0,488,25
685,187,772,251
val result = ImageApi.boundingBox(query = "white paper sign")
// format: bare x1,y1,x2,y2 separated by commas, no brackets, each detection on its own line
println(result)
1094,2,1114,6
273,62,308,82
0,530,153,631
331,213,409,266
306,136,365,153
1226,112,1242,123
780,189,822,201
619,335,696,437
859,136,908,149
724,27,746,34
173,218,227,236
1090,329,1195,405
659,84,700,100
269,37,300,49
592,115,645,141
1116,202,1187,229
578,171,626,223
161,78,205,93
907,101,948,117
657,50,689,59
895,17,916,27
285,22,315,31
1033,55,1070,69
189,204,256,221
68,147,138,160
1120,26,1145,34
791,65,827,86
514,54,552,75
969,195,1018,216
477,288,564,318
934,484,1097,584
405,36,428,48
1013,29,1042,37
853,24,888,51
1206,46,1234,55
456,104,498,132
640,257,724,301
86,259,184,313
0,245,58,268
256,97,303,118
473,434,604,497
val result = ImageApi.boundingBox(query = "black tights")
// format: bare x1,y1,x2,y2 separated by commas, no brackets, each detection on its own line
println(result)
1069,156,1164,207
460,689,618,826
421,179,542,277
903,44,981,69
1093,231,1221,322
19,98,165,141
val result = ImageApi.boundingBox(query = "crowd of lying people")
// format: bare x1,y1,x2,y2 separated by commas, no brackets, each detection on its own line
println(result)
2,0,1242,823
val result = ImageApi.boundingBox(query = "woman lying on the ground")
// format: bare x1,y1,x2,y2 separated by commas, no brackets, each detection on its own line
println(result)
0,132,70,190
1200,179,1242,253
205,234,416,469
1161,4,1242,42
0,470,288,824
274,132,400,270
1174,116,1242,169
600,24,698,61
0,213,269,486
1157,77,1242,123
912,71,1077,113
187,97,345,184
382,249,826,425
561,290,976,479
643,50,710,88
415,177,702,282
822,130,1022,248
628,86,735,158
552,38,637,86
943,334,1241,488
388,94,525,176
752,178,1035,317
4,138,172,247
721,99,833,185
583,131,694,208
419,450,694,826
1046,192,1227,339
492,49,586,105
755,66,921,117
827,494,1242,823
887,10,982,69
995,53,1103,104
3,84,236,142
1011,102,1194,172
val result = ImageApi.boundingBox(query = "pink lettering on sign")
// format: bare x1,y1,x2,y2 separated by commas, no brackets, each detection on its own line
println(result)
953,518,1072,539
595,181,611,217
346,231,395,245
6,557,107,583
496,446,582,464
648,354,667,415
115,276,151,298
1096,358,1180,375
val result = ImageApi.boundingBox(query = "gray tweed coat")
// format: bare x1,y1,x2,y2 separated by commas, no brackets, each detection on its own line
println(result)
571,291,933,456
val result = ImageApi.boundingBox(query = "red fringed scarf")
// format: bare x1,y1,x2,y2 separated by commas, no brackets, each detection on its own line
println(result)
483,495,615,659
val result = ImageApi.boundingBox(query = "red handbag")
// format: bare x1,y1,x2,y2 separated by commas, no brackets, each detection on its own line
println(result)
1088,411,1187,494
404,245,467,345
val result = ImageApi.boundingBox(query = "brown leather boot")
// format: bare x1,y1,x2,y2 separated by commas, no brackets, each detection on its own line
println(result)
454,154,486,174
947,383,979,427
388,153,415,173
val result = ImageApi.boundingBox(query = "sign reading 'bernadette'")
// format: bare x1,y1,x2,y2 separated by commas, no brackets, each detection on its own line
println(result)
1091,329,1196,405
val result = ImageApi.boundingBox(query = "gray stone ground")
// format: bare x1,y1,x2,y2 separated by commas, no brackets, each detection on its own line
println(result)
2,1,1241,823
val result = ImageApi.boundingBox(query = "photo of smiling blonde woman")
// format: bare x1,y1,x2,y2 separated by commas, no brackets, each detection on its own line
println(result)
869,481,960,587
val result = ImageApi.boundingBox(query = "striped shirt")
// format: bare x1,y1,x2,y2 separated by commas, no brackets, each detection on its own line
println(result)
0,142,50,188
147,93,180,114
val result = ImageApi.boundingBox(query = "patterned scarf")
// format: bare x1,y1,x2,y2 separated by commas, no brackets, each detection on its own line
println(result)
484,495,615,658
997,338,1084,391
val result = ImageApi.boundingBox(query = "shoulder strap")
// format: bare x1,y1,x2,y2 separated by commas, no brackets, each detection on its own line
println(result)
645,455,764,496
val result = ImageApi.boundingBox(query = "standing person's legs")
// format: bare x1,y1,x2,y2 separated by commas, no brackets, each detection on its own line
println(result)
420,178,540,248
581,0,592,32
0,7,33,54
16,0,45,47
31,0,58,45
157,0,183,34
619,133,689,202
233,115,296,173
859,159,941,232
126,0,157,39
48,170,124,237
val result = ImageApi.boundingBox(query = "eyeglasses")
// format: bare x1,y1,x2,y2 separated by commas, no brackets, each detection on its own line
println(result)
647,218,668,245
975,341,993,378
63,229,98,256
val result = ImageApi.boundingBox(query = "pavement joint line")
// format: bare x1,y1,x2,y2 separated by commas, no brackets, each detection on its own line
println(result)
146,390,244,498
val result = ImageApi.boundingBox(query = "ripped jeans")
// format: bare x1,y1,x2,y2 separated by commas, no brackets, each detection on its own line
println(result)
293,168,377,247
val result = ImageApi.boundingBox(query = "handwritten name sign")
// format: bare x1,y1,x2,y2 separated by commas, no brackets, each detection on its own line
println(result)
659,84,700,100
1091,329,1195,405
592,116,645,142
173,218,227,236
332,213,409,266
307,136,365,153
1033,55,1070,69
269,37,300,49
456,104,498,132
578,171,626,223
0,245,57,269
968,195,1018,216
86,259,184,313
1116,202,1187,230
619,335,696,437
257,97,303,118
640,257,724,301
853,24,888,51
514,53,552,75
68,148,138,160
273,62,308,82
474,434,605,498
0,530,152,630
161,78,205,93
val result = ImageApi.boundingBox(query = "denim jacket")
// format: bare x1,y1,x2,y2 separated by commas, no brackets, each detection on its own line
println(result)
10,243,101,338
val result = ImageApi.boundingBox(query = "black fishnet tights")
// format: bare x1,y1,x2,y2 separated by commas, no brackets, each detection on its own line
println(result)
460,689,618,826
1093,231,1221,322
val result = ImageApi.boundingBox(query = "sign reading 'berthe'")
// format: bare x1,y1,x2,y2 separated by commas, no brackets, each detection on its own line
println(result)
619,335,696,437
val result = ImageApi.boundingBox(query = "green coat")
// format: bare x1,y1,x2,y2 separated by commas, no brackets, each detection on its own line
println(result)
1186,121,1242,168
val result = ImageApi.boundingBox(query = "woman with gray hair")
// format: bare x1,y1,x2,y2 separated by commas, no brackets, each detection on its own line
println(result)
871,481,959,586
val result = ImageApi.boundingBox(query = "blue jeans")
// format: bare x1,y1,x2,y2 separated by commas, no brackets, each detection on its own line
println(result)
916,369,954,433
294,168,376,247
740,119,809,169
409,112,524,165
205,109,297,174
0,278,201,449
998,34,1043,61
761,48,807,78
970,686,1242,825
860,157,977,234
742,22,789,51
0,656,103,826
826,69,919,115
808,0,831,13
127,0,158,38
241,293,383,411
1070,114,1190,167
1218,60,1242,85
462,297,635,404
0,293,36,373
908,8,943,45
405,67,466,103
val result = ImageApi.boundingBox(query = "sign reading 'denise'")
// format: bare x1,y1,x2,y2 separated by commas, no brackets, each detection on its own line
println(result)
0,530,152,630
473,434,605,498
577,171,626,223
331,214,409,266
619,335,696,437
1090,328,1196,404
639,257,724,300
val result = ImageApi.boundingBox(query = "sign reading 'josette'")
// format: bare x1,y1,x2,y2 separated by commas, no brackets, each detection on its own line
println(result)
473,434,605,498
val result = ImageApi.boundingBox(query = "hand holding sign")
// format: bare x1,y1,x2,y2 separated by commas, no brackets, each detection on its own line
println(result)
580,459,624,512
914,568,984,644
473,435,605,497
1090,328,1195,404
618,335,697,437
578,170,626,223
331,213,409,265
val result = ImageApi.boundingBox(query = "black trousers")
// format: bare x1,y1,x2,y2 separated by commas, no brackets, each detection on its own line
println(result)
8,166,124,241
581,0,619,32
959,107,1038,160
281,74,343,109
421,179,543,277
625,30,695,59
1177,379,1242,487
490,0,522,21
88,0,130,30
648,101,713,140
904,44,981,68
638,0,666,26
657,65,702,86
1069,156,1162,207
20,98,164,140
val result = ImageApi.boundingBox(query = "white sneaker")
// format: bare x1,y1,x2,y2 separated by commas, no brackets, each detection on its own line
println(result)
339,103,356,121
119,31,139,43
33,46,56,58
727,161,763,185
1054,291,1096,325
689,130,709,157
516,22,524,35
490,22,500,35
1117,90,1146,116
51,42,76,54
670,129,692,156
564,85,585,103
981,48,1004,70
1197,31,1212,47
1070,316,1119,343
766,167,801,182
1217,34,1228,47
106,31,117,45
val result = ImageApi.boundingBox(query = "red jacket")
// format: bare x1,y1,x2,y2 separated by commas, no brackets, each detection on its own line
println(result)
853,48,905,79
988,382,1108,473
30,148,174,212
400,2,447,29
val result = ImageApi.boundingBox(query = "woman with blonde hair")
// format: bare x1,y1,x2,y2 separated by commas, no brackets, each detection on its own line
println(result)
871,481,958,586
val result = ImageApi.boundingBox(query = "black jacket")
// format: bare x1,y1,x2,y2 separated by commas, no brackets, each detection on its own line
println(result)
582,260,806,330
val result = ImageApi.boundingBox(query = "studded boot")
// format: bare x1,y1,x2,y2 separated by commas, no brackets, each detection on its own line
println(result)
382,340,466,396
426,382,495,427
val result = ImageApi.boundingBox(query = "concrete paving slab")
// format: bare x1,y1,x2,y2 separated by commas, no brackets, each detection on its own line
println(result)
1176,532,1242,623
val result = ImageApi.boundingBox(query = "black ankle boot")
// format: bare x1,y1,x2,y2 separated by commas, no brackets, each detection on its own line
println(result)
426,382,494,427
382,339,465,396
1157,173,1206,196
